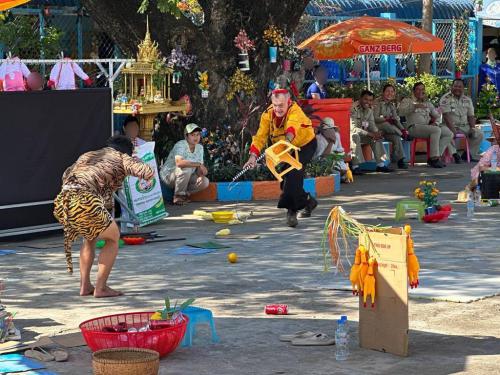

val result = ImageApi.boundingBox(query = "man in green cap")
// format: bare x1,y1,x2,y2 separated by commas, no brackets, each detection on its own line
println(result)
160,123,209,205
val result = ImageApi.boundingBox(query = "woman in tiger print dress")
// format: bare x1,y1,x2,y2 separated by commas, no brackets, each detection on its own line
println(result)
54,135,154,298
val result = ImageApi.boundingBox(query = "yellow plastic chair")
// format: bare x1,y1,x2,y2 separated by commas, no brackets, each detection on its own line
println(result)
264,140,303,182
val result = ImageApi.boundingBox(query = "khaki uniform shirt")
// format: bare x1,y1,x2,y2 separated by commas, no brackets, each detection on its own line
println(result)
398,96,440,128
350,101,377,136
373,98,404,130
439,92,474,127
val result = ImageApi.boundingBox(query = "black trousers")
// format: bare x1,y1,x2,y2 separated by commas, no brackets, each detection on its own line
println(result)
479,172,500,199
277,138,317,211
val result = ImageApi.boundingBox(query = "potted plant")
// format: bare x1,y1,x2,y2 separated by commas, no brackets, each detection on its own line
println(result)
414,180,452,222
225,69,256,101
149,297,195,330
453,12,471,79
197,71,209,98
280,36,299,72
166,47,197,86
263,25,284,63
234,29,255,71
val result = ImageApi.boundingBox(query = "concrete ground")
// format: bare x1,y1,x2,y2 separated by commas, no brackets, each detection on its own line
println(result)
1,163,500,375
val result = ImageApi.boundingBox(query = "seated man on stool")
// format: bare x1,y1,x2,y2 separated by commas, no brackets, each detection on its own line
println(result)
350,90,392,174
440,79,483,162
399,82,454,168
160,123,209,205
373,83,409,169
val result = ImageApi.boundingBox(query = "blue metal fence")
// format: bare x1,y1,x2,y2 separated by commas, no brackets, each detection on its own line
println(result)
294,13,482,98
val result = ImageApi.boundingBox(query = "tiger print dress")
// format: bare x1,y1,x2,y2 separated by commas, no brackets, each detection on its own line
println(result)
53,147,154,273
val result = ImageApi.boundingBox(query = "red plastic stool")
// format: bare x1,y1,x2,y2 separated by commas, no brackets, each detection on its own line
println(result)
454,133,471,162
410,138,431,166
443,133,471,164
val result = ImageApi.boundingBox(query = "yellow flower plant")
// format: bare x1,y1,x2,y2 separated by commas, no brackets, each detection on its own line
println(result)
226,70,256,100
263,25,284,47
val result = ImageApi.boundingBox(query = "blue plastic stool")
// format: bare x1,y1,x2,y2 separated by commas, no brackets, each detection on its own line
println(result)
181,306,219,347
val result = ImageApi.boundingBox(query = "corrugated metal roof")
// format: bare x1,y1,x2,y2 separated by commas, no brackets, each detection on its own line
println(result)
306,0,474,19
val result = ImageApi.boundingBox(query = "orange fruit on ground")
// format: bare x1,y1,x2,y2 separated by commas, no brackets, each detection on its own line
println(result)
227,252,238,263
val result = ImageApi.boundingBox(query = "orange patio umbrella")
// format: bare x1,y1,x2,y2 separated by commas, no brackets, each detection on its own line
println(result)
0,0,30,11
298,16,444,89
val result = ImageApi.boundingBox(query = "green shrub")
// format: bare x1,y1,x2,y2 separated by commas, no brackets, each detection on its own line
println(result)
476,83,500,120
402,73,452,106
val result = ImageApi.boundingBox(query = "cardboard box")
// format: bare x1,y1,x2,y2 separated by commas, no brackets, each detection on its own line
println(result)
358,227,409,357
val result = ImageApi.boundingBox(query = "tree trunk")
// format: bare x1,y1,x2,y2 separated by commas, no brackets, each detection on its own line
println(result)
81,0,309,132
418,0,433,74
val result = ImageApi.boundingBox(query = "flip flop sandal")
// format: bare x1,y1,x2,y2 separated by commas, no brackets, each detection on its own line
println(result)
51,348,69,362
279,330,317,342
173,196,188,206
25,348,55,362
291,333,335,346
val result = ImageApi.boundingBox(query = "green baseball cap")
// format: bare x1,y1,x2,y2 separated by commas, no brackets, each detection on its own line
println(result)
185,123,202,134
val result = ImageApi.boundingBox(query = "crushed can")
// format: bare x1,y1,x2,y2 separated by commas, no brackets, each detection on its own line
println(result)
265,304,288,315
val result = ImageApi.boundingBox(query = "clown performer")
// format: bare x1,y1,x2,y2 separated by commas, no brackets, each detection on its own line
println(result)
243,89,317,227
53,135,154,298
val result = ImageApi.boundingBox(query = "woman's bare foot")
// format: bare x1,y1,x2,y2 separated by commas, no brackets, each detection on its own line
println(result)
94,286,124,298
80,284,95,296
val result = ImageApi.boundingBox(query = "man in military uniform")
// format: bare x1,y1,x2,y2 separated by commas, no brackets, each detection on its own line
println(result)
243,89,317,227
350,90,392,174
373,83,409,169
440,79,483,162
399,82,454,168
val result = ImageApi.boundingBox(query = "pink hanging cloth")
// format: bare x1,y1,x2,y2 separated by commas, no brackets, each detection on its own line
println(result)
0,57,30,91
48,58,92,90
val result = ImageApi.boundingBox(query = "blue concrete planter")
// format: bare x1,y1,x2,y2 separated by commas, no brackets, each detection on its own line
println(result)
333,172,341,192
217,181,253,201
161,176,340,203
359,141,391,171
303,177,317,198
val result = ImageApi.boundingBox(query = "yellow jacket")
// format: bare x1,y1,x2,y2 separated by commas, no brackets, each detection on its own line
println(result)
250,102,315,156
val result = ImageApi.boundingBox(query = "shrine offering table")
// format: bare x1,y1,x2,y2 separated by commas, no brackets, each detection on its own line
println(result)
113,100,186,140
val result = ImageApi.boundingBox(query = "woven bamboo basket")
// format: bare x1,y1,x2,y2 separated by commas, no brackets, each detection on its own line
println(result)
92,348,159,375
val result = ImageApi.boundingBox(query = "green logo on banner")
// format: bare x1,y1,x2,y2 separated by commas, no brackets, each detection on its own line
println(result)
136,178,156,193
142,152,155,163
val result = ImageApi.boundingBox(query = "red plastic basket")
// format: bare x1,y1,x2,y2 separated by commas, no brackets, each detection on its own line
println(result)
423,207,452,223
79,312,188,358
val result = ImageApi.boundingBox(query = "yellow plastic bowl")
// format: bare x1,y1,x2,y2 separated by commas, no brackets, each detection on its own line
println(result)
212,211,235,223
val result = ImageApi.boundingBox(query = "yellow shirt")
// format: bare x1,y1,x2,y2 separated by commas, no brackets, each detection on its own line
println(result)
250,102,315,156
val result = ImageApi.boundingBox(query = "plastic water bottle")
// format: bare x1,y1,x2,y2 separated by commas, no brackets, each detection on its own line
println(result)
475,185,482,205
335,318,349,361
466,193,475,218
491,149,498,171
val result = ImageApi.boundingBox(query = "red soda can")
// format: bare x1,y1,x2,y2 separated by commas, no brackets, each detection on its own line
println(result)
265,304,288,315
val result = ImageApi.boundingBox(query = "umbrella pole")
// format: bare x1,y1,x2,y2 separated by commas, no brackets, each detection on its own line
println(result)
366,56,371,91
